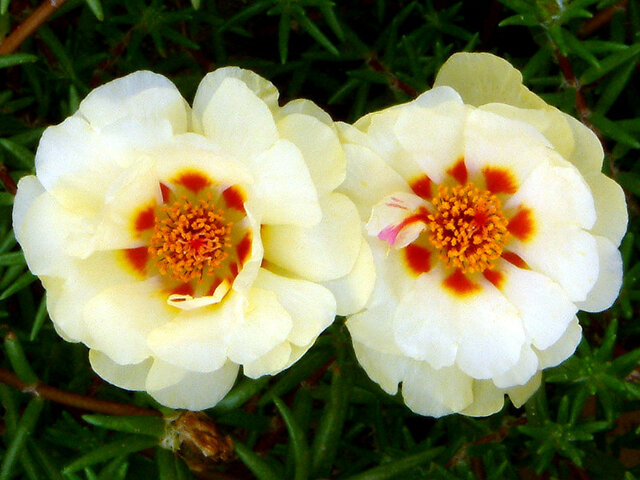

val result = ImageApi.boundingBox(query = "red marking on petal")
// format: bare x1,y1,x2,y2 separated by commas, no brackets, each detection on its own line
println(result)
508,207,534,241
404,244,432,275
237,234,252,265
501,251,529,269
175,171,211,193
483,269,504,289
483,167,517,194
134,206,155,233
124,247,149,275
170,283,195,296
447,159,468,185
223,186,245,212
160,183,171,203
410,175,433,199
207,278,224,296
229,262,239,278
443,270,480,296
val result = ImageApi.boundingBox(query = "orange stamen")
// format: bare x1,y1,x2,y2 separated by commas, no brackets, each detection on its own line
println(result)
149,196,232,283
428,183,509,273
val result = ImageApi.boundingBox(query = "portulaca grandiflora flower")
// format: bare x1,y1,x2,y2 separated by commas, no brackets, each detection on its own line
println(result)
13,68,374,410
339,52,627,417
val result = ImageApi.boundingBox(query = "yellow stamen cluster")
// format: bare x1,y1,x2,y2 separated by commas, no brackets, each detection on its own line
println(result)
428,183,509,273
149,196,232,283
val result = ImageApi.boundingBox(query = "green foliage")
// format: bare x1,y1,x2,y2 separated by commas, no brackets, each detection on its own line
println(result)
0,0,639,479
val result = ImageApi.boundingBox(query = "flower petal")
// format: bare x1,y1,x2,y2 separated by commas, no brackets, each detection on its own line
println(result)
254,268,336,347
536,317,582,369
78,71,188,132
226,287,293,365
277,112,346,195
83,278,174,365
243,342,293,378
576,236,623,312
197,77,278,160
492,345,539,389
460,380,505,417
394,101,467,184
562,113,604,175
262,193,361,282
393,267,524,378
338,143,409,219
402,361,474,417
586,172,627,246
434,52,545,109
323,238,376,316
496,260,577,351
12,176,44,235
244,139,321,227
89,350,152,390
507,371,542,408
147,360,239,411
278,98,333,126
351,341,409,395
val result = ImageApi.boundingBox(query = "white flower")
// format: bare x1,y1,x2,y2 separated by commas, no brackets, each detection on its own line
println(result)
339,52,627,417
13,68,374,410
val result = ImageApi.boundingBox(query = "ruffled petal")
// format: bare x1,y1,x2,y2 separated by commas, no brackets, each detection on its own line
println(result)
262,193,361,282
351,341,409,395
507,371,542,408
562,113,604,174
12,176,44,235
576,236,623,312
78,71,188,132
323,238,376,316
585,172,628,246
243,139,321,227
278,98,334,126
460,380,505,417
226,287,292,365
536,318,582,369
492,345,539,388
393,267,524,378
83,278,174,365
402,361,474,417
434,52,546,109
277,112,345,195
495,260,577,351
243,342,293,379
197,77,278,160
147,360,239,411
254,268,336,347
89,350,152,390
394,101,467,184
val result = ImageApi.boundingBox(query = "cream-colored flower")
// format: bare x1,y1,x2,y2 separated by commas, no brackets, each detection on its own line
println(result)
13,68,374,410
340,52,627,417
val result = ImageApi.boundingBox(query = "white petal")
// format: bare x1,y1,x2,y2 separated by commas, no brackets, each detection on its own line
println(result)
402,362,474,417
562,113,604,174
338,143,409,220
394,101,467,184
507,371,542,408
89,350,152,390
434,52,546,109
193,67,279,131
198,77,278,160
17,191,83,277
412,85,464,108
351,341,409,395
83,278,174,365
277,113,345,195
78,71,188,132
577,236,623,312
243,342,293,378
230,207,264,295
536,317,582,369
393,267,525,378
586,172,627,246
492,345,539,388
465,108,553,187
226,287,293,365
262,193,361,282
145,358,186,391
505,160,596,231
278,98,333,126
460,380,505,417
254,268,336,347
244,140,321,227
496,260,577,351
13,176,44,235
147,360,239,411
147,300,238,373
323,238,375,316
366,192,428,248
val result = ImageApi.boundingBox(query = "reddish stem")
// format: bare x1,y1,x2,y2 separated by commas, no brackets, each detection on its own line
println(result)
0,164,17,195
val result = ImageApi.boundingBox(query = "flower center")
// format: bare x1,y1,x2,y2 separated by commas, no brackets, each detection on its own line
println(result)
149,196,233,283
428,183,509,273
